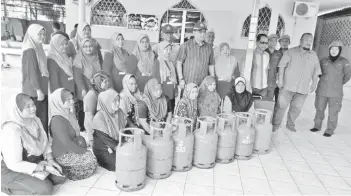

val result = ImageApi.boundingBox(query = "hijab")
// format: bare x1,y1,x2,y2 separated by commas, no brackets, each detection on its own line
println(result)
73,38,101,79
120,74,143,114
48,34,73,77
71,22,90,51
1,93,48,156
90,71,109,93
142,78,168,120
175,83,198,120
198,76,221,117
132,34,156,75
22,24,49,77
329,46,342,62
226,77,253,112
93,89,126,141
158,44,177,84
110,32,129,72
49,88,80,136
215,42,237,80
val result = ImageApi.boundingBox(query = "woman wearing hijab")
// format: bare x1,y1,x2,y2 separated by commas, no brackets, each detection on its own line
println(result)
93,89,126,171
132,34,157,92
137,78,172,134
49,88,97,181
73,38,102,131
311,40,351,137
198,76,222,117
215,42,240,99
102,32,130,92
48,34,75,93
120,74,143,128
1,93,65,195
174,83,199,127
21,24,49,133
223,77,253,113
84,71,110,146
154,43,178,111
67,22,102,62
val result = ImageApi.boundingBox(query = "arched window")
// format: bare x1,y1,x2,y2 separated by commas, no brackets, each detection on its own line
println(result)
159,0,206,44
276,15,285,37
241,5,272,37
90,0,127,27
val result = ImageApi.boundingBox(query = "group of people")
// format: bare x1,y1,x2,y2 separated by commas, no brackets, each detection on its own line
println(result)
1,19,350,195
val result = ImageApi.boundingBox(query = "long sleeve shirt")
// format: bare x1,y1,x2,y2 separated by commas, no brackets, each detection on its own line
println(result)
47,58,75,93
73,66,91,100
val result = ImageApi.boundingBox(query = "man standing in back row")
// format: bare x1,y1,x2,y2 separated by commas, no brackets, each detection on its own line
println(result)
272,33,321,132
153,24,180,64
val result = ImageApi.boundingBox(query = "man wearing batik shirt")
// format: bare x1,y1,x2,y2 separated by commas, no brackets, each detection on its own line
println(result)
251,34,270,98
153,24,180,64
176,22,215,87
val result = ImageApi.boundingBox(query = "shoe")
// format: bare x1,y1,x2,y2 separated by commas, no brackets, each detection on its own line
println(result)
272,126,279,132
286,126,297,132
310,128,320,132
323,133,332,137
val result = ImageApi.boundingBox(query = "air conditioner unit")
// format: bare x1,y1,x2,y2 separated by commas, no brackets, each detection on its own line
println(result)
292,1,319,18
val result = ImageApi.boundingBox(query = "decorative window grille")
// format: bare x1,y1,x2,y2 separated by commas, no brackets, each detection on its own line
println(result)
172,0,196,10
91,0,127,27
320,18,351,46
276,15,285,37
241,5,272,37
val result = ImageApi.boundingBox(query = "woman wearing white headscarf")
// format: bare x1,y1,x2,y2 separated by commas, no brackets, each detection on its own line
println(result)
47,34,75,93
92,89,126,171
49,88,97,181
21,24,49,133
1,93,65,195
132,34,157,92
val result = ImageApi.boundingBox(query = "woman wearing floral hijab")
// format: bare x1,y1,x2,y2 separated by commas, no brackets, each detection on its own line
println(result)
198,76,222,117
137,78,172,134
132,34,157,92
93,89,126,171
102,32,130,92
49,88,97,181
67,22,102,62
215,42,240,99
48,34,75,93
174,83,199,127
73,38,102,131
1,93,65,195
21,24,49,132
120,74,143,128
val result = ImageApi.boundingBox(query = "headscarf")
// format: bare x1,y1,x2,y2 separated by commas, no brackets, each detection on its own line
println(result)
175,83,198,120
90,71,109,93
142,78,168,120
71,22,90,51
198,76,221,117
120,74,143,115
132,34,156,75
110,32,129,72
49,88,80,136
73,38,101,79
226,77,253,112
157,43,177,84
22,24,49,77
48,34,73,77
1,93,48,156
93,89,126,141
215,42,237,81
328,40,343,62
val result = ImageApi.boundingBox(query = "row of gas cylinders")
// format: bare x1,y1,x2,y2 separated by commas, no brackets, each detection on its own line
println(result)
115,109,273,192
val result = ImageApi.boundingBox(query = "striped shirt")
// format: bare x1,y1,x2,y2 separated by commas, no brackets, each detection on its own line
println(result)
177,39,215,85
278,46,321,95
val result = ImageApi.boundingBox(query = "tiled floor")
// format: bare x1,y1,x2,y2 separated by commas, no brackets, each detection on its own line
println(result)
1,67,351,195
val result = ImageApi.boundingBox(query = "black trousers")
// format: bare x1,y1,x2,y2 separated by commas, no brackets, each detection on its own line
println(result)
31,95,48,133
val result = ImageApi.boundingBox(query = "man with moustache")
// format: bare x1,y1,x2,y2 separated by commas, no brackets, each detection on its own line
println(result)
272,33,321,132
153,24,180,64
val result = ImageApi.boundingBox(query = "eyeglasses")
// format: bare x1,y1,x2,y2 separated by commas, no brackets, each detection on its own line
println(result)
259,42,268,45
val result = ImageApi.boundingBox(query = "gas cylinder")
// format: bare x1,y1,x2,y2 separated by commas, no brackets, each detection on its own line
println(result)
234,112,256,160
216,113,237,163
193,116,218,169
253,109,273,154
115,128,147,192
143,122,174,179
172,117,194,172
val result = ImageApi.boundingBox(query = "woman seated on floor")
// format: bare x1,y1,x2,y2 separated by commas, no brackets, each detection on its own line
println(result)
92,89,126,171
49,88,97,181
222,77,254,113
137,78,172,134
1,93,66,195
174,83,199,128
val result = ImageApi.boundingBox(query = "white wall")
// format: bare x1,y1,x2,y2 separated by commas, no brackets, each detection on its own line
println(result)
65,0,320,49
